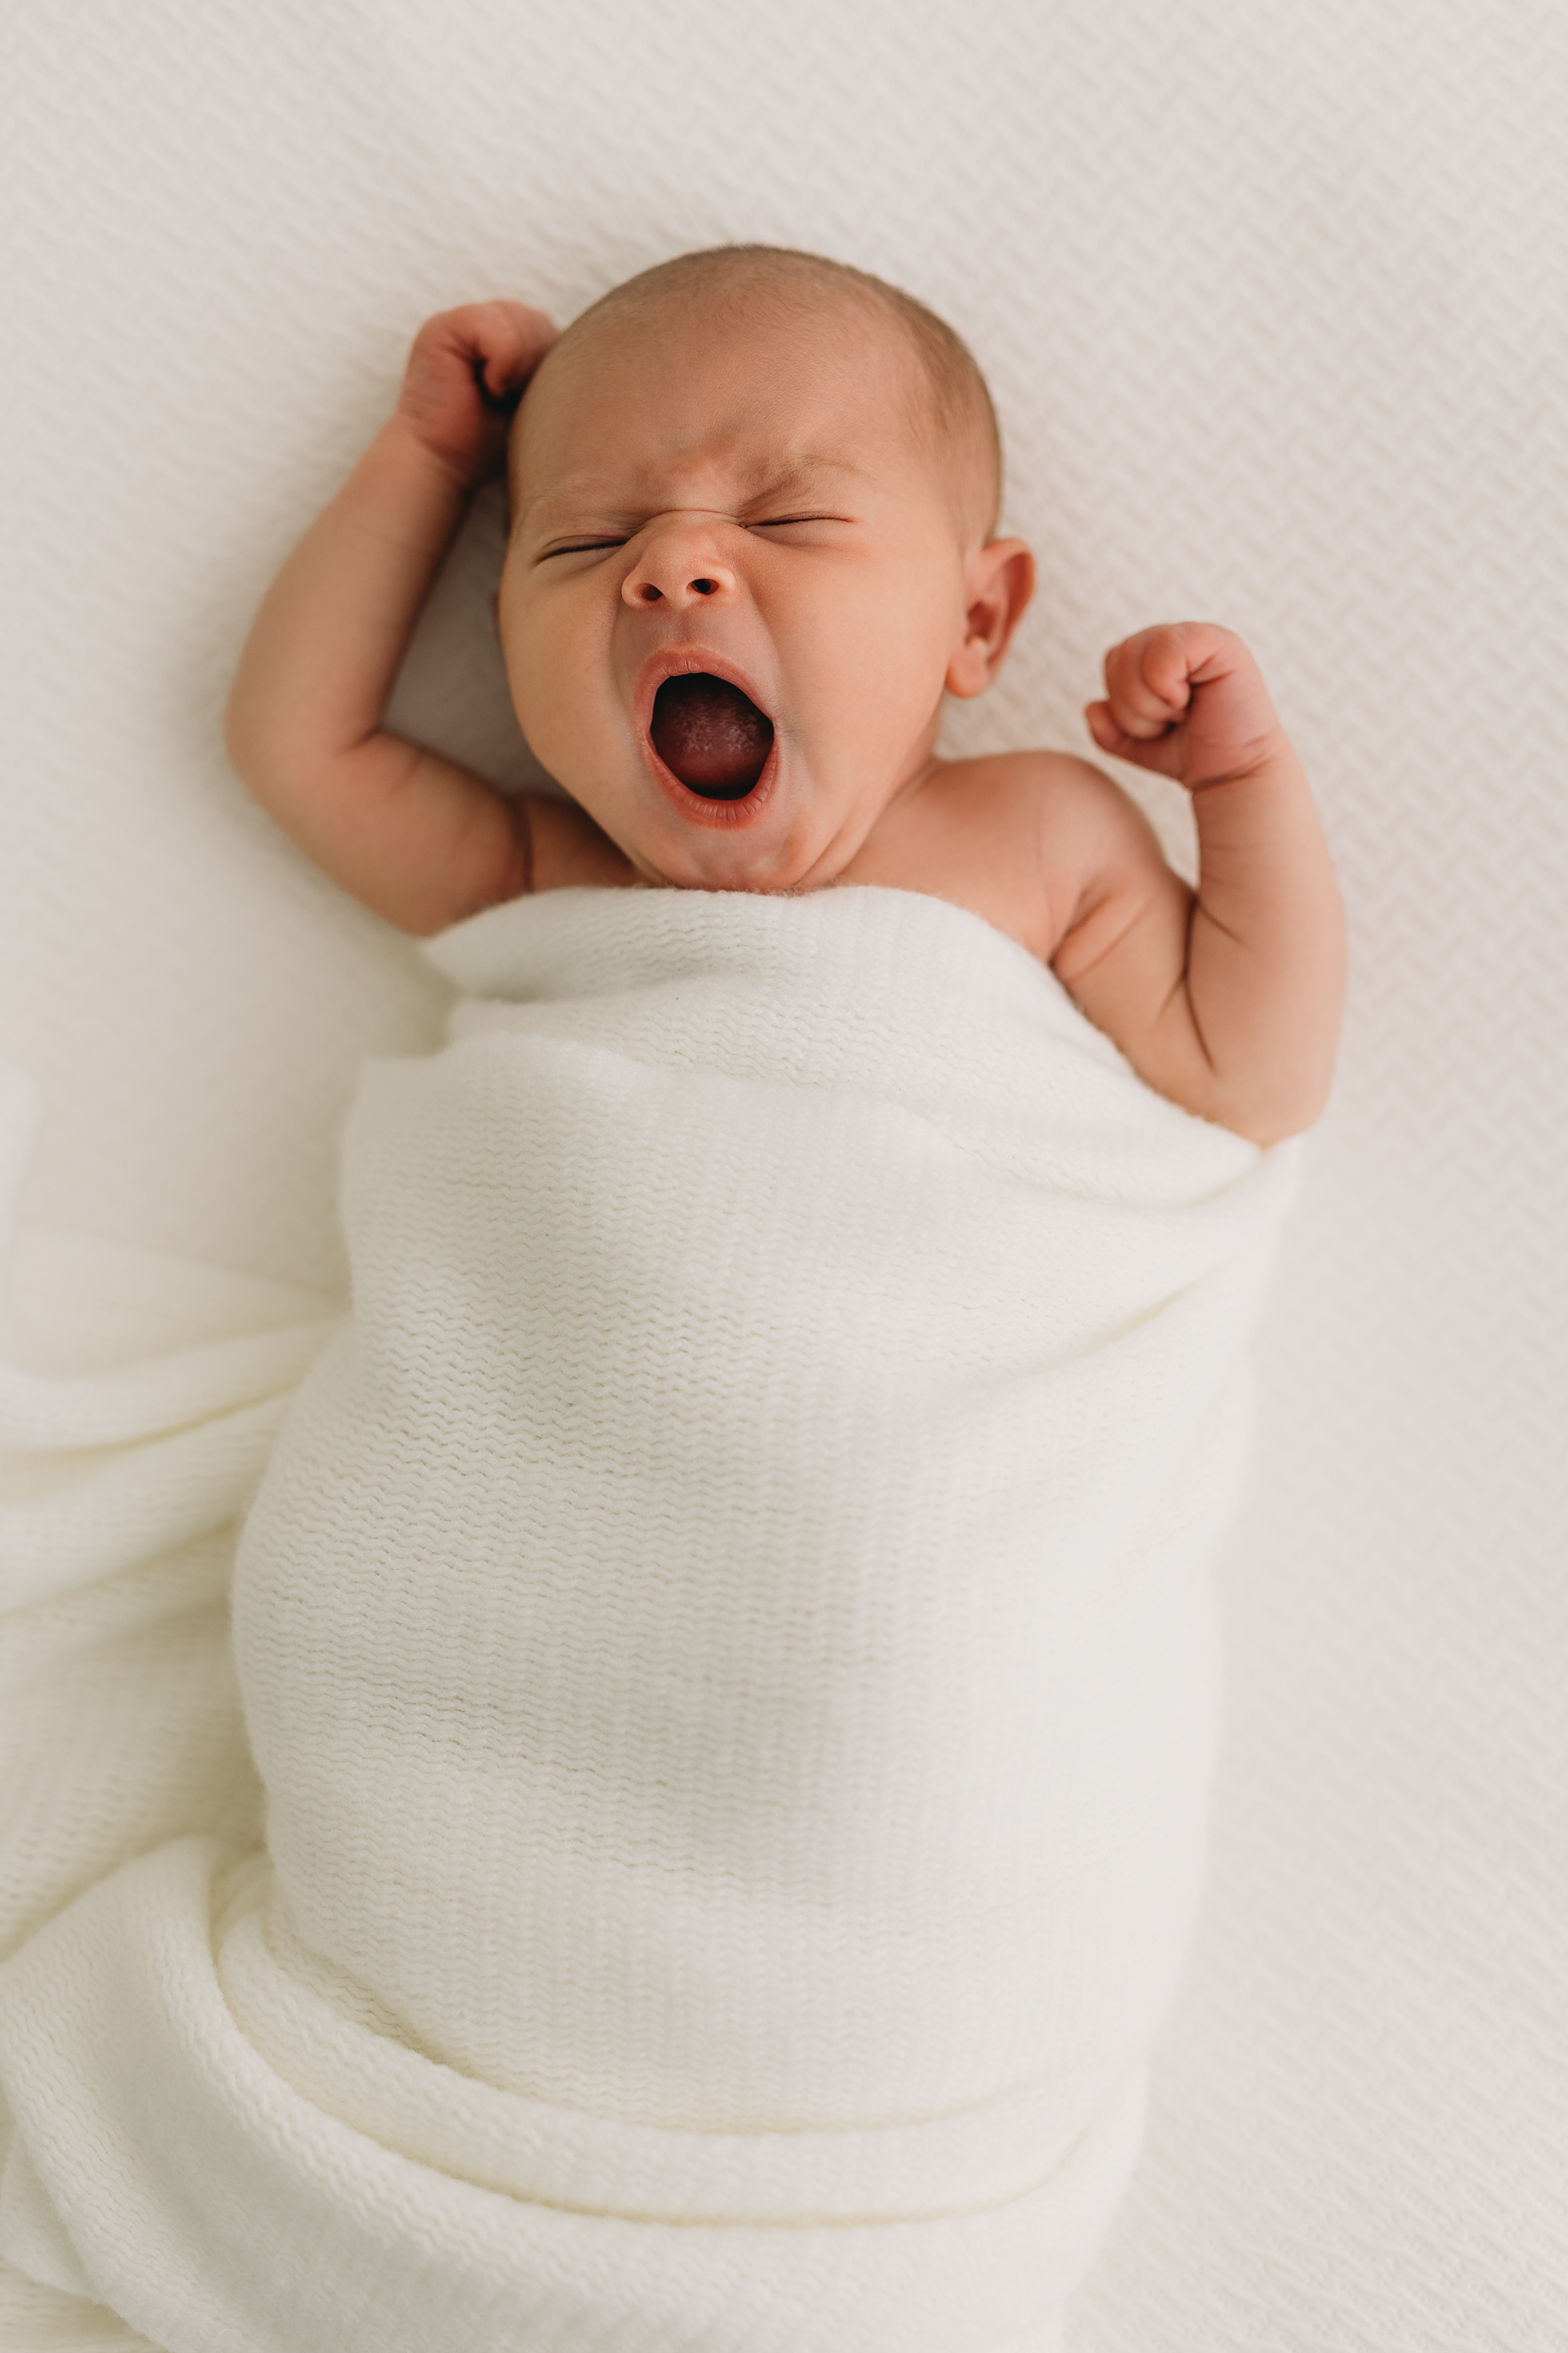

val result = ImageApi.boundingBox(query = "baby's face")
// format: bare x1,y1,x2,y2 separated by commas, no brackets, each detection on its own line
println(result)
497,293,1004,892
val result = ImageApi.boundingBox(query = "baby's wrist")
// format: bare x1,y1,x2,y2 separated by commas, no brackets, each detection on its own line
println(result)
343,416,483,576
1184,726,1296,794
378,408,487,496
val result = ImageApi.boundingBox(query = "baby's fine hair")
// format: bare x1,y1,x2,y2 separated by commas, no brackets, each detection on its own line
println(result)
563,244,1003,539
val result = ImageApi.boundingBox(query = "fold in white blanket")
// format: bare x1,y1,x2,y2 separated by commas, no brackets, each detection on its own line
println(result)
0,885,1300,2352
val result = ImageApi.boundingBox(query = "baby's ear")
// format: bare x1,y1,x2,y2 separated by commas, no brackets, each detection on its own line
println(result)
946,538,1035,698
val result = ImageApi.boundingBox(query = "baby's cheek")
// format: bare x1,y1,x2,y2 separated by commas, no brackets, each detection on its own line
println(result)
503,607,608,774
808,605,950,770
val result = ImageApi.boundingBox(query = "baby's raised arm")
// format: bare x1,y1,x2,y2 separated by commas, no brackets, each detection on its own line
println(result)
225,304,592,934
1051,624,1346,1144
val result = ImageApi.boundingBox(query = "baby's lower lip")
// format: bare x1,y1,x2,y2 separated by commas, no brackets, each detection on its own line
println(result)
649,674,774,799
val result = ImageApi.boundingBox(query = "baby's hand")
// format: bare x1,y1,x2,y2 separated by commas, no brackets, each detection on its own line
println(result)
1084,622,1288,793
394,300,557,488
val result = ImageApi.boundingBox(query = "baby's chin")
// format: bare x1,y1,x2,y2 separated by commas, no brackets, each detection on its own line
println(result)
607,776,858,897
623,825,839,898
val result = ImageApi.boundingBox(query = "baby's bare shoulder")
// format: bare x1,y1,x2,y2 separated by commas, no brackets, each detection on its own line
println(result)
523,790,640,892
921,748,1174,959
843,749,1153,965
941,744,1147,835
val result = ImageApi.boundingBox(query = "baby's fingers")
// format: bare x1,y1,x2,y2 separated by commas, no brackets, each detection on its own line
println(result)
1083,696,1186,779
1101,627,1197,738
1093,623,1286,792
409,300,556,403
398,299,558,482
462,300,558,408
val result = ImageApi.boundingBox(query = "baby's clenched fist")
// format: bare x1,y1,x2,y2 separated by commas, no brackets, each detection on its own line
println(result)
1084,622,1288,793
394,300,557,488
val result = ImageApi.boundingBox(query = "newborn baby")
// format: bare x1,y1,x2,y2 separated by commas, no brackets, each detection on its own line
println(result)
186,246,1346,2352
226,245,1343,1144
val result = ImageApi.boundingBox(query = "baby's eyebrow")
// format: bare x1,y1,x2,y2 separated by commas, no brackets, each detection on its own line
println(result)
520,456,865,533
739,456,863,508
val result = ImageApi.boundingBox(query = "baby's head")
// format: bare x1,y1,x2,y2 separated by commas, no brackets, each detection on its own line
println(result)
497,246,1033,892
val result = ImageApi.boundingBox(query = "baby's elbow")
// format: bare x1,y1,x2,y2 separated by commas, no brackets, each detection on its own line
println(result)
1230,1108,1318,1148
220,689,253,785
222,683,283,809
1204,1066,1336,1147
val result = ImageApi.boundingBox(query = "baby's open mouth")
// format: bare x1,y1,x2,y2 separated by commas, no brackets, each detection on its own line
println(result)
650,674,774,799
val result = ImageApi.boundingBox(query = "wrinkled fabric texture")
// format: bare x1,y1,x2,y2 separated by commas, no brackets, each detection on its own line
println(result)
0,887,1297,2352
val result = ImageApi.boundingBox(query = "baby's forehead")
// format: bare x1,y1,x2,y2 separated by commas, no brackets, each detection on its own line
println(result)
577,274,921,376
514,303,942,506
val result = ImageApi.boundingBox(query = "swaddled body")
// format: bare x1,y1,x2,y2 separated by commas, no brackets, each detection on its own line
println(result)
219,881,1297,2342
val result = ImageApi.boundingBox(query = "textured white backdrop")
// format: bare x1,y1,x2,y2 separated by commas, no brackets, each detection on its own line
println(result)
2,2,1566,2346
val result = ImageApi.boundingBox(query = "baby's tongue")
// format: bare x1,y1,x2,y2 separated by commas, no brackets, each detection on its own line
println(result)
651,674,774,798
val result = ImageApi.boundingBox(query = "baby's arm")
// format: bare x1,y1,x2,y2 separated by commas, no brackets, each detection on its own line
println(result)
1051,624,1346,1144
225,304,611,934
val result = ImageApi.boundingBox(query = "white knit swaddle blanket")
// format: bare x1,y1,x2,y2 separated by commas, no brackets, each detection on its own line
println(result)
0,883,1299,2353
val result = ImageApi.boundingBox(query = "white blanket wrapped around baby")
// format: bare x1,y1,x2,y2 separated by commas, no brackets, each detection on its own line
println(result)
0,883,1299,2353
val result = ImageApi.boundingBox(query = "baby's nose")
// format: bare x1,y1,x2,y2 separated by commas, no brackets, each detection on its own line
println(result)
621,525,738,611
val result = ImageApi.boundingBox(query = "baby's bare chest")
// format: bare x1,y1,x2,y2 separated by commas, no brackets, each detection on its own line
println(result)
836,753,1075,964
